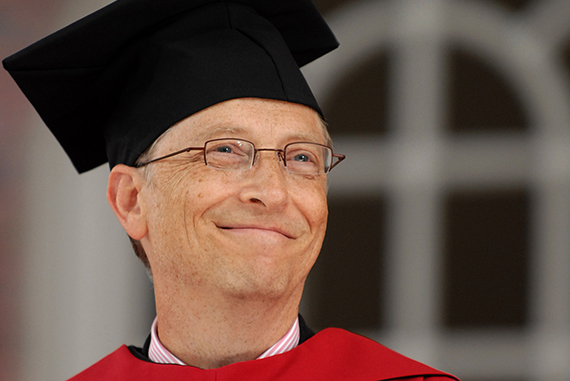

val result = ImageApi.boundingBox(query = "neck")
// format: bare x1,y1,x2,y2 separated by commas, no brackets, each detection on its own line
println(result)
153,281,303,369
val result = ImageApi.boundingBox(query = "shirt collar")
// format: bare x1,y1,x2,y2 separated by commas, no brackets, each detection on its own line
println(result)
148,316,300,365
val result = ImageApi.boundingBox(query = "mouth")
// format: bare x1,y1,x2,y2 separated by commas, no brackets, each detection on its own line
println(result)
216,224,295,239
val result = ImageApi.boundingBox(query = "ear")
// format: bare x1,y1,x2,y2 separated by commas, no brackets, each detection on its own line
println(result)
107,164,148,240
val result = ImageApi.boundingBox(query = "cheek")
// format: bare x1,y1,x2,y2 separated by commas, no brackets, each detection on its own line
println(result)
299,181,329,231
145,171,200,240
294,189,328,280
161,170,238,237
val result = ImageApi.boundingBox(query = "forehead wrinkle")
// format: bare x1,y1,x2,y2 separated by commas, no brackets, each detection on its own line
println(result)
190,125,324,146
284,131,325,145
194,125,249,143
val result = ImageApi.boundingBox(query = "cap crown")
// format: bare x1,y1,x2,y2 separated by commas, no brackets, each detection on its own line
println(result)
3,0,338,173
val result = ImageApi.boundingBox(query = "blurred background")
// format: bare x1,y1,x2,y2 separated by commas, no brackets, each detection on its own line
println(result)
1,0,570,380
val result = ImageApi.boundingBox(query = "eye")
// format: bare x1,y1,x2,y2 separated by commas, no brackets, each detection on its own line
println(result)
215,145,234,154
293,153,311,162
284,142,332,174
207,141,247,156
205,139,253,170
286,147,321,174
287,148,318,164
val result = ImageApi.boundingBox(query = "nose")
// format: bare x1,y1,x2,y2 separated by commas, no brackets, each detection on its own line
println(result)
239,150,289,210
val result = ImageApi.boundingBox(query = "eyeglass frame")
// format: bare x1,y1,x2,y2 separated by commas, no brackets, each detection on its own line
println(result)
134,138,346,174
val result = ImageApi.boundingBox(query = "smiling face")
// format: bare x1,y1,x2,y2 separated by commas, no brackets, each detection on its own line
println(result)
138,98,329,301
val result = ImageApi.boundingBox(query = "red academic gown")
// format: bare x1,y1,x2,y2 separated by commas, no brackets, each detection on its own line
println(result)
69,327,460,380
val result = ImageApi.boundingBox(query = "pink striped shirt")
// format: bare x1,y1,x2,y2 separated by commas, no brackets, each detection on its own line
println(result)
148,316,300,365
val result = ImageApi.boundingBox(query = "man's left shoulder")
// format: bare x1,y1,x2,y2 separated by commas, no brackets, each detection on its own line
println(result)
298,328,460,381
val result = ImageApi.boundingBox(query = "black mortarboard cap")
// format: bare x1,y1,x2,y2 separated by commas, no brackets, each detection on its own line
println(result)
3,0,338,173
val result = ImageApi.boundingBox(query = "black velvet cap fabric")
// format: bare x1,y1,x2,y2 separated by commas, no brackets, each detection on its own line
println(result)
3,0,338,173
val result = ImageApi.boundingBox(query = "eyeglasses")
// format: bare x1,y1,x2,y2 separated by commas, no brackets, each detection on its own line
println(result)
135,138,346,175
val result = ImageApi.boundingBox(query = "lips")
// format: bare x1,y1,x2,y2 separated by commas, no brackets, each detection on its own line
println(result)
216,224,295,239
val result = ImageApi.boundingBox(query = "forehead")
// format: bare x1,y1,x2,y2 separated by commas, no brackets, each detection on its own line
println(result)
159,98,325,148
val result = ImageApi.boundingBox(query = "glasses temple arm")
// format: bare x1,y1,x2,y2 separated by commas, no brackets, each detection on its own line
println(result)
329,153,346,171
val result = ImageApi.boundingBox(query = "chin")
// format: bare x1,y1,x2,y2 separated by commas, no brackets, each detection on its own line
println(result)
222,267,303,301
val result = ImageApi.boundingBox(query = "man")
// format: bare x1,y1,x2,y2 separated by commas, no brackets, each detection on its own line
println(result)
4,0,460,379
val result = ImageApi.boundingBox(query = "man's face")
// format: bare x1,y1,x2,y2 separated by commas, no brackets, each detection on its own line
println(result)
139,98,328,300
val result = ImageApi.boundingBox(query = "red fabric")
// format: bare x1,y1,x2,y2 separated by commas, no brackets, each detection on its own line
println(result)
69,328,460,380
